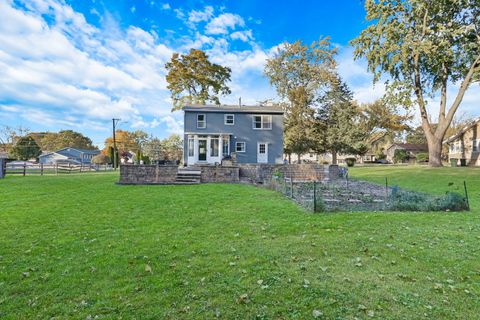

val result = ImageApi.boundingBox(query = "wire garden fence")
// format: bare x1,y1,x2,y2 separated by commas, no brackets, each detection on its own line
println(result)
267,175,470,213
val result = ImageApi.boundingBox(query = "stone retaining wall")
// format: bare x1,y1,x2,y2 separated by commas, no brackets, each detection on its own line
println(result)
238,163,336,183
199,165,239,183
119,165,177,184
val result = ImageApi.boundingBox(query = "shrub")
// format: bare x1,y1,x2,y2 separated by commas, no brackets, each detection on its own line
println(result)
389,186,468,211
393,149,409,163
92,154,110,165
438,192,468,211
375,151,386,160
416,152,429,163
345,157,356,167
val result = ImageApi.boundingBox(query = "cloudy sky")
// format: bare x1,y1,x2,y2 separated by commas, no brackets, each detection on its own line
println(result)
0,0,478,147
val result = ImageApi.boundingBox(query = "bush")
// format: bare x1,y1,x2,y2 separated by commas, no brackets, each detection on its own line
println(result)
92,154,110,165
389,186,468,211
416,152,429,162
345,157,356,167
393,149,409,163
375,151,386,160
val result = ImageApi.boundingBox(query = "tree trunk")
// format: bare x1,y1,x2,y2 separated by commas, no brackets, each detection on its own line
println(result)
331,151,337,165
426,135,443,167
288,153,291,164
297,153,301,163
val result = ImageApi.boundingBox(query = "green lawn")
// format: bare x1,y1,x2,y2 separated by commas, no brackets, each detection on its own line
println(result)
1,168,479,319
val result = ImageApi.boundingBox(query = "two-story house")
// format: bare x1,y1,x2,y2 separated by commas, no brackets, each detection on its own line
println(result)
183,104,284,165
444,118,480,166
39,147,100,165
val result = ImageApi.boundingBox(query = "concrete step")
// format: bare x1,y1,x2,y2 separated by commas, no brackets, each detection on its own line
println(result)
176,170,201,184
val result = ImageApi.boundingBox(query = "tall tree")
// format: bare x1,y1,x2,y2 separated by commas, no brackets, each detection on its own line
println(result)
165,49,232,111
352,0,480,166
161,134,183,161
103,130,147,154
40,130,96,151
143,137,163,162
264,38,337,161
0,125,29,153
10,136,41,160
314,77,364,164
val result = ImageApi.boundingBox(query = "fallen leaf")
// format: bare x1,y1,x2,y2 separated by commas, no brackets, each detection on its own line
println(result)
312,309,323,318
145,264,152,273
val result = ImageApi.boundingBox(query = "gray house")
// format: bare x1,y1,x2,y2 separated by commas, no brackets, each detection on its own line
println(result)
39,147,100,165
183,104,284,165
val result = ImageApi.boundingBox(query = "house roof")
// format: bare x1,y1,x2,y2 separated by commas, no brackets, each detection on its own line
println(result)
182,104,284,114
387,143,428,152
443,117,480,144
39,147,99,158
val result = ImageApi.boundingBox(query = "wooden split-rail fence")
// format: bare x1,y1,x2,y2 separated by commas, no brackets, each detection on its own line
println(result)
4,163,113,176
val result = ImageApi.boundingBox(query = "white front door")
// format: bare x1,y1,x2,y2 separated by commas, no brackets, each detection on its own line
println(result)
257,142,268,163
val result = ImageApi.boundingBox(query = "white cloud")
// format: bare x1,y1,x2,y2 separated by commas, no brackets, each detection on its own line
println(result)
188,6,214,24
231,30,253,42
161,3,171,10
0,0,281,144
205,13,245,35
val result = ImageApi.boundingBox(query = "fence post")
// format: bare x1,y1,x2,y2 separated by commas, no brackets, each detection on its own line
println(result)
56,163,58,175
464,180,470,211
313,181,316,212
385,177,388,208
290,179,293,198
40,163,43,176
23,163,26,176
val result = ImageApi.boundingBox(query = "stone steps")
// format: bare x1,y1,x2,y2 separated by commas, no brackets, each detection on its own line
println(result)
176,171,201,184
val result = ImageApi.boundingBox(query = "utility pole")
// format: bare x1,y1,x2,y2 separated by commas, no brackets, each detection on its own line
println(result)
112,118,120,170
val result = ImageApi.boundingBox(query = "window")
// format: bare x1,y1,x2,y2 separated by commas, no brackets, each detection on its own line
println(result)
197,114,206,128
253,115,272,130
236,142,246,152
222,139,229,156
259,143,266,154
224,114,234,125
473,140,479,152
210,137,219,157
188,138,194,157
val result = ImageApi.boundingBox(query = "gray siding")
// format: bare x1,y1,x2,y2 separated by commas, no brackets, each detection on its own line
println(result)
184,111,284,164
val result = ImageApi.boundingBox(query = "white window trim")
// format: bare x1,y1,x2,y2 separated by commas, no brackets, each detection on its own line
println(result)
252,115,272,130
236,142,246,153
224,114,235,125
197,114,206,129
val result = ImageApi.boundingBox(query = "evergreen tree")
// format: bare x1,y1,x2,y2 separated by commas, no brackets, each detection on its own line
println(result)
314,77,363,164
10,136,41,160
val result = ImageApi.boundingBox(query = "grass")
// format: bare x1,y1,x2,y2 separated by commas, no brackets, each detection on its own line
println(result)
0,168,479,319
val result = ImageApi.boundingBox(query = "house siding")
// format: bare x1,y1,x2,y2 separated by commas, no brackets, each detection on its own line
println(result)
184,110,284,164
447,122,480,166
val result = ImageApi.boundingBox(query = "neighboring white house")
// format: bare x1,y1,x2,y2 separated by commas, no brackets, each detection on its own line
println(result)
39,147,100,165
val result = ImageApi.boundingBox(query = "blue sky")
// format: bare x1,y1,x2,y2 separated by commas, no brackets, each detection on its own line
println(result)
0,0,478,148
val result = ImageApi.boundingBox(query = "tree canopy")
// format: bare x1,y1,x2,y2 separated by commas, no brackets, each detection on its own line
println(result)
165,49,232,111
264,38,337,159
103,130,148,155
352,0,480,166
39,130,96,151
10,136,41,160
313,77,365,163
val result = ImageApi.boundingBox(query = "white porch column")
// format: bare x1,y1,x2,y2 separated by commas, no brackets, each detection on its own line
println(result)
206,136,211,163
219,135,223,159
193,135,199,163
